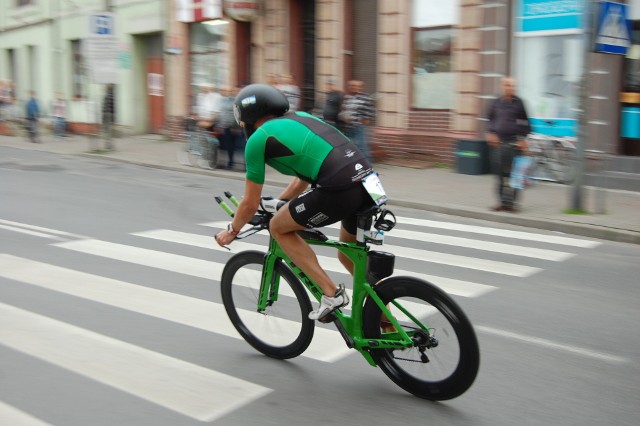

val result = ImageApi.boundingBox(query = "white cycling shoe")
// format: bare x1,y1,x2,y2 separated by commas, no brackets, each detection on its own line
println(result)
308,284,349,321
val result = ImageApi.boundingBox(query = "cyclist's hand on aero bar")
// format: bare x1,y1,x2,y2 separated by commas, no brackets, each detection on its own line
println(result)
215,223,238,248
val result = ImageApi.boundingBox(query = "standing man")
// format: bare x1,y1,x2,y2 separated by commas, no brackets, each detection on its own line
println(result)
322,78,344,132
102,84,116,148
217,85,244,170
25,91,41,143
485,76,531,212
342,80,375,161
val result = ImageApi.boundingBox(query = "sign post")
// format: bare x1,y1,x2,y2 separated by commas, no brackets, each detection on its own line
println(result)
571,1,631,212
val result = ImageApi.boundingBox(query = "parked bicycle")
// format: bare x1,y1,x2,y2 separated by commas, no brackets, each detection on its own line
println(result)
526,133,577,184
216,192,480,400
177,115,220,169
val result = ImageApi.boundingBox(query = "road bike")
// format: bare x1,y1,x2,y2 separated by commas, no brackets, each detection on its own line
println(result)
216,192,480,400
526,133,577,184
177,117,220,169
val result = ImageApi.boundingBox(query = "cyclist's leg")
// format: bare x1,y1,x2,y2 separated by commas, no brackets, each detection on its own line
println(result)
270,209,338,297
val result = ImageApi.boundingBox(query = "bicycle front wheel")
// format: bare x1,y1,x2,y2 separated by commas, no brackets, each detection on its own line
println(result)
362,277,479,400
220,251,315,359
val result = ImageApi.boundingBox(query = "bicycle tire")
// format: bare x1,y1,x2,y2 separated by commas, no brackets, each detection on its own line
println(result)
362,277,479,400
220,251,315,359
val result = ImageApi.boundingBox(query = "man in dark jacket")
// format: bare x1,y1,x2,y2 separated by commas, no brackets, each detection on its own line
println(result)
322,78,344,132
485,76,531,212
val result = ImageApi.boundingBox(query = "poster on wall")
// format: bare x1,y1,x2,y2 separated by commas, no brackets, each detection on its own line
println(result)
515,0,585,137
516,0,583,34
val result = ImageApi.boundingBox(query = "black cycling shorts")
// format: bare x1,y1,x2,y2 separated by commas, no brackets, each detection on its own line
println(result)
287,184,375,234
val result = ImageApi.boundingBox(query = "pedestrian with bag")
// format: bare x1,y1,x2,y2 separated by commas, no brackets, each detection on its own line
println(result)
485,76,531,212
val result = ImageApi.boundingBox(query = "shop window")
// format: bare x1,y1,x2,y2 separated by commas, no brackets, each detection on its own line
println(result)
189,20,230,110
623,22,640,92
514,34,583,136
411,27,454,109
71,40,87,99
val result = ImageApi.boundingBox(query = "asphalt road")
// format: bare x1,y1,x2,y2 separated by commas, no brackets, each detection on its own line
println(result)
1,147,639,426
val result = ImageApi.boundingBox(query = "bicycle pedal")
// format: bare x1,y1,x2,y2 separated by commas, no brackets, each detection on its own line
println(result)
318,312,337,323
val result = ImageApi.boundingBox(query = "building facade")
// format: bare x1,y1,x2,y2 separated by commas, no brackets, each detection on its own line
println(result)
2,0,638,164
0,0,167,135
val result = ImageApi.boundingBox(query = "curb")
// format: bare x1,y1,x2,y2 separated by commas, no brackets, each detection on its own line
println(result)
82,152,640,245
4,141,639,246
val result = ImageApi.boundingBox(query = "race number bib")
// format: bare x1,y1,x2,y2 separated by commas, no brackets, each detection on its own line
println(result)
362,173,388,206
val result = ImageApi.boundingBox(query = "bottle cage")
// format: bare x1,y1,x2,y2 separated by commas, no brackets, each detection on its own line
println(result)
373,209,396,232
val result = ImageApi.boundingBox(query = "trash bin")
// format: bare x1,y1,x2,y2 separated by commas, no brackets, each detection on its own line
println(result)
455,139,490,175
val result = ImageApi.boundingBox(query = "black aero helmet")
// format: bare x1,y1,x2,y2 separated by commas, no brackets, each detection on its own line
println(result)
234,84,289,138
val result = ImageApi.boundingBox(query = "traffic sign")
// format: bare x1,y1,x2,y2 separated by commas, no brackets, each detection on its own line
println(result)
595,1,632,55
86,12,119,84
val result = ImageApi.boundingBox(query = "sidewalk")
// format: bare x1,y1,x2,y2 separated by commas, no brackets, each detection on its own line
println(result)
2,132,640,245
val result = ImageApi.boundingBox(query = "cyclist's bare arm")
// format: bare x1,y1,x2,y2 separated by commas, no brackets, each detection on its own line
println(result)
216,179,263,246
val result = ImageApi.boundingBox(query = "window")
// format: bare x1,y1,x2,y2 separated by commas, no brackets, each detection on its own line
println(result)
17,0,33,6
514,0,583,136
411,27,454,109
189,20,229,110
71,40,87,99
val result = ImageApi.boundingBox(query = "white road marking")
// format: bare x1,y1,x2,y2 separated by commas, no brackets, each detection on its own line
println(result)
394,216,602,248
201,223,542,276
0,302,272,422
0,401,52,426
0,254,350,363
477,325,629,364
202,219,601,248
133,230,497,297
0,219,87,240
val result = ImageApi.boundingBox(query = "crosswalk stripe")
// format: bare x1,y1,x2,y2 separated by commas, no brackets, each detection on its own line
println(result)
200,221,572,261
0,223,64,240
0,219,87,240
0,302,272,422
202,219,600,248
156,230,541,277
394,216,601,248
133,230,497,296
0,401,52,426
0,254,350,363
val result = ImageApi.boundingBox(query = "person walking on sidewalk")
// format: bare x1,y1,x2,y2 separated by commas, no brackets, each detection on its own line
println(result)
25,91,41,143
322,78,344,132
341,80,375,162
485,76,531,212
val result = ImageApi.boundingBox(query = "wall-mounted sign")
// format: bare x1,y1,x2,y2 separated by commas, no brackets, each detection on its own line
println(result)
177,0,223,23
224,0,260,22
516,0,583,34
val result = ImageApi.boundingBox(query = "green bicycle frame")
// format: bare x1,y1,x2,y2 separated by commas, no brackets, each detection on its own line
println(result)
256,234,423,366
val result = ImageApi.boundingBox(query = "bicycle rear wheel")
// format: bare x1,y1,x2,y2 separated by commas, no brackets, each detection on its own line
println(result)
220,251,315,359
362,277,479,400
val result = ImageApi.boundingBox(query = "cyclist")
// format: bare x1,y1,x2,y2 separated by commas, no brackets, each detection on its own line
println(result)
215,83,386,321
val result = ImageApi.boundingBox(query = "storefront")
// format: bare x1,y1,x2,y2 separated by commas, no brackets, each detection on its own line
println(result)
514,0,585,137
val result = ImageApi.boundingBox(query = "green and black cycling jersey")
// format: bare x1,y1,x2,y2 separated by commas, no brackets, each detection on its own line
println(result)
244,111,373,189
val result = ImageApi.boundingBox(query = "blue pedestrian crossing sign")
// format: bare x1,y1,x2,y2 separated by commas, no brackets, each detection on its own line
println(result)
595,1,632,55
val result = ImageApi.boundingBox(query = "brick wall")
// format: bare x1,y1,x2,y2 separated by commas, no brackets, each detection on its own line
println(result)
372,110,455,167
